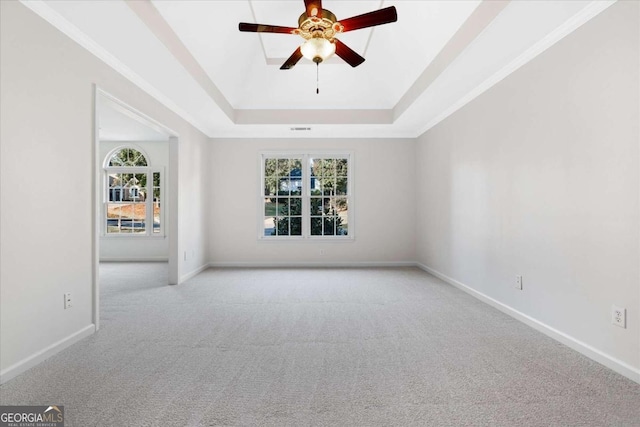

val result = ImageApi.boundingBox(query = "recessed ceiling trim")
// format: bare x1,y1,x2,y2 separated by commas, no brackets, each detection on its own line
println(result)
413,0,617,138
393,0,511,121
21,0,616,139
98,87,178,139
127,0,235,123
19,0,208,136
235,109,393,125
212,126,418,139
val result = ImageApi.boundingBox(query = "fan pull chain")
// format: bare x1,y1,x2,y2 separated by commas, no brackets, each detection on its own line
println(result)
316,62,319,94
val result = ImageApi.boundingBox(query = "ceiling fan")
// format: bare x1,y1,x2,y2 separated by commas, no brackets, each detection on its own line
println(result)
239,0,398,70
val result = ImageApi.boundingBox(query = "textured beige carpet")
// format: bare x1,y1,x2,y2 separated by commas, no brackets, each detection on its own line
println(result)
1,263,639,426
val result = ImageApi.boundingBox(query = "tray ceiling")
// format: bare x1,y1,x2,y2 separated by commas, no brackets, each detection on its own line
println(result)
22,0,615,138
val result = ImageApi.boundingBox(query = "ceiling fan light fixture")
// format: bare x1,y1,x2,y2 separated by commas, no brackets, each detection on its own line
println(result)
239,2,398,69
301,38,335,63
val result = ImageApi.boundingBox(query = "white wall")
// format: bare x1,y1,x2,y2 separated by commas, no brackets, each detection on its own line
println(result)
2,0,637,386
99,141,169,261
415,1,639,378
0,1,210,382
209,138,416,266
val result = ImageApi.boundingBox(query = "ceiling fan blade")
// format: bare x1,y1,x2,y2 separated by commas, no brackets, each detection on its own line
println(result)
337,6,397,32
304,0,322,18
239,23,297,34
334,39,365,67
280,47,304,70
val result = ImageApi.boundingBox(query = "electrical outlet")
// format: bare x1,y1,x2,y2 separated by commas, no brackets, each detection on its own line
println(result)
515,275,523,290
64,293,72,309
184,251,188,261
612,305,626,328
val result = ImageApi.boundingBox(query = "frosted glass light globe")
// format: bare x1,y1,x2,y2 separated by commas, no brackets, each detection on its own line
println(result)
301,38,336,63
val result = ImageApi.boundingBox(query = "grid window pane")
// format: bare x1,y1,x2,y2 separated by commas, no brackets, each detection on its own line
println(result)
290,198,302,215
310,218,322,236
108,148,148,167
310,197,322,215
106,203,146,233
275,217,289,236
264,157,304,237
277,198,289,215
105,162,161,237
290,217,302,236
264,217,275,236
263,155,349,238
277,159,290,176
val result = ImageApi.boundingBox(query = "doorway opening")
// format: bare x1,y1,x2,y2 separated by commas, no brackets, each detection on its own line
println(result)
93,87,179,329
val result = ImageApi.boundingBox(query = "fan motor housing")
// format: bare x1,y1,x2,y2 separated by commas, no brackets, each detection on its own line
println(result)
296,9,341,40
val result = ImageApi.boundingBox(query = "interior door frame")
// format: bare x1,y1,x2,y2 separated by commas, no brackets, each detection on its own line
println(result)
92,86,180,330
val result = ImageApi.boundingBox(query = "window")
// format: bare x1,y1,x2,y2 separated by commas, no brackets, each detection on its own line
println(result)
107,147,147,167
261,153,351,239
104,147,162,236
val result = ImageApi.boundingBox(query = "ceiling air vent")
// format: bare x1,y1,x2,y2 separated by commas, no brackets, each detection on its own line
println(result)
290,127,311,131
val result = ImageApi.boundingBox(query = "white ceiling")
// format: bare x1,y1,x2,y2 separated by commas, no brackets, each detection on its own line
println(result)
23,0,615,139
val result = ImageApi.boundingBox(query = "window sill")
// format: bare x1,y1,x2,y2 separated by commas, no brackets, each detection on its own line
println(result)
258,236,354,243
101,234,166,240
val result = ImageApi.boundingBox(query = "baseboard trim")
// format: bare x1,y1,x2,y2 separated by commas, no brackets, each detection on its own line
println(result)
207,261,417,268
179,263,210,283
415,263,640,385
0,324,96,385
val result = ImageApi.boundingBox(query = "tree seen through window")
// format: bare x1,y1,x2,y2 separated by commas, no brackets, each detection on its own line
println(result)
263,154,349,238
104,147,161,235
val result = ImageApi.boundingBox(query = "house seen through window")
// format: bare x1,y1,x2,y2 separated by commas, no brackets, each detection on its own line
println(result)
104,147,162,236
262,153,351,238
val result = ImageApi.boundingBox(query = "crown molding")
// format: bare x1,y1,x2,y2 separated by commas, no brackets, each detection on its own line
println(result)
19,0,212,137
415,0,617,138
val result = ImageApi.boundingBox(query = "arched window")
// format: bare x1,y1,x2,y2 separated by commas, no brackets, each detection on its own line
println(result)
107,147,148,167
104,146,162,236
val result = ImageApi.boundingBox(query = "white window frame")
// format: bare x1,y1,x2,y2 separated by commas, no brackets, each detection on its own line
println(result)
102,146,165,238
258,151,354,241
